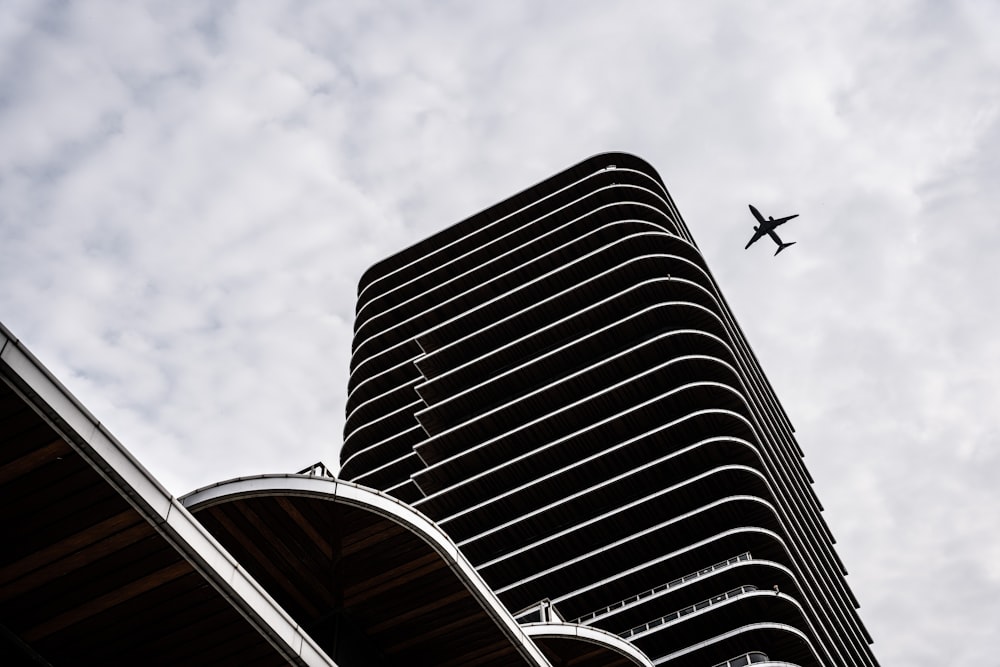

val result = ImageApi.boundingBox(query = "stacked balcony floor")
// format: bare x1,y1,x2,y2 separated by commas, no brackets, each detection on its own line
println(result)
344,153,878,667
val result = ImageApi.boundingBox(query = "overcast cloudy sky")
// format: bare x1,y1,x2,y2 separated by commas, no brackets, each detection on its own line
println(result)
2,1,998,664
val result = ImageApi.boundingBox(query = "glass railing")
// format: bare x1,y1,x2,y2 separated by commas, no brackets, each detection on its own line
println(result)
296,461,333,477
713,651,770,667
572,552,752,624
515,598,565,624
619,585,758,639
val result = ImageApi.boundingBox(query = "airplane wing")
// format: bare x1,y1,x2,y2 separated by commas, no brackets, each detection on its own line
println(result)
770,213,799,227
745,231,764,250
748,205,767,225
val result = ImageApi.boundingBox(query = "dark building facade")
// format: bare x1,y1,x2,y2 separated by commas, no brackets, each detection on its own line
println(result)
342,152,878,667
1,151,878,666
1,322,559,666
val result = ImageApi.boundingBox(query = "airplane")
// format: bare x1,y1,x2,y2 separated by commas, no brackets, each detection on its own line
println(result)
745,204,798,255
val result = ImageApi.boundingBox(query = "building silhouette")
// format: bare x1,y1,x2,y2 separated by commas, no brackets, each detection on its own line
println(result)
1,323,559,665
0,152,877,666
341,152,878,667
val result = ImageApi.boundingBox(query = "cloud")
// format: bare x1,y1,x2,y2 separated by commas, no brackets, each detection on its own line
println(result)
1,1,999,664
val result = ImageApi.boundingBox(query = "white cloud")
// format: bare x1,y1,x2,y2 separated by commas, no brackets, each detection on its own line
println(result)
2,1,999,664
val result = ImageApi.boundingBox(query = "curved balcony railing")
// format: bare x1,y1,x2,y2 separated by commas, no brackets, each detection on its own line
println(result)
712,652,801,667
713,652,770,667
572,552,752,624
620,585,759,639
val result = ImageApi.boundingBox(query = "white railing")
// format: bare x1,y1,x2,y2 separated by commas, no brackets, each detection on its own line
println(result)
620,585,758,639
572,552,752,624
712,651,770,667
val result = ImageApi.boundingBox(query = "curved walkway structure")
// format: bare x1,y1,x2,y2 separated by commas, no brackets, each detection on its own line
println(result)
0,152,879,666
0,323,576,666
180,474,555,666
343,152,880,667
0,325,334,666
522,621,654,667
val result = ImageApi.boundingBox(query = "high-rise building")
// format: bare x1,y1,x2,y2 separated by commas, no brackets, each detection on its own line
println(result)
1,152,877,667
0,319,555,666
342,152,878,667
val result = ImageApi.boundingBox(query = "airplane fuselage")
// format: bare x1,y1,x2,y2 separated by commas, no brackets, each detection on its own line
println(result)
745,205,798,255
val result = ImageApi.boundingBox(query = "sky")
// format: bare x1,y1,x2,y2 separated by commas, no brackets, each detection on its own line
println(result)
1,1,998,664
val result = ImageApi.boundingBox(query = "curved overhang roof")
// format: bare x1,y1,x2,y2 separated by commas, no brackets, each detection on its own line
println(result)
0,324,334,666
522,621,653,667
181,475,552,667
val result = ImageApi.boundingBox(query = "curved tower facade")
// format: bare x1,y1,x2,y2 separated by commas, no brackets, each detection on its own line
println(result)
342,153,878,667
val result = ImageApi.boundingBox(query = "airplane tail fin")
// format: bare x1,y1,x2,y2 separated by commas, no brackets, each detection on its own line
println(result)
775,241,796,256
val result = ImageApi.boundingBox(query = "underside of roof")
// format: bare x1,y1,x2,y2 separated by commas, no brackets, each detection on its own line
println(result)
0,324,331,666
2,322,638,667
